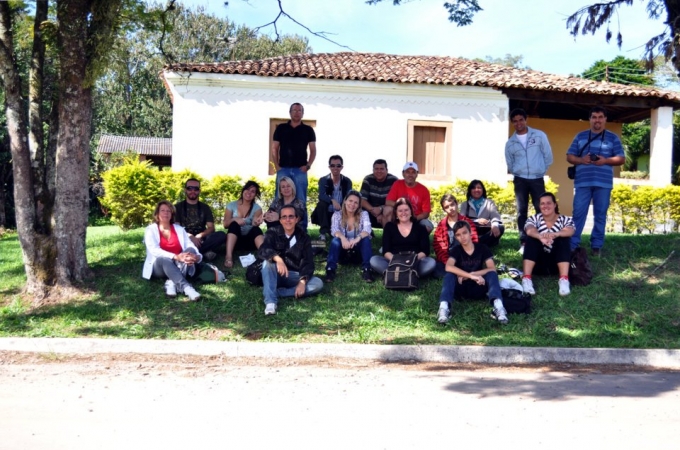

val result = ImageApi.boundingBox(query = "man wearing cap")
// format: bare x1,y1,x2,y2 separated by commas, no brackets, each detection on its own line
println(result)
311,155,353,241
385,162,434,234
505,108,553,252
272,102,317,221
360,158,398,228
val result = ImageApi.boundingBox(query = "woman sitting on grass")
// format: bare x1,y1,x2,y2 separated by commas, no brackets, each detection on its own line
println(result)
370,197,435,279
522,192,575,297
142,200,202,301
263,176,307,231
460,179,505,248
324,190,374,283
433,194,478,278
223,180,265,269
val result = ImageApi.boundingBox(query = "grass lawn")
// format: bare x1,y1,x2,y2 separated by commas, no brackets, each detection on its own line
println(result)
1,225,679,348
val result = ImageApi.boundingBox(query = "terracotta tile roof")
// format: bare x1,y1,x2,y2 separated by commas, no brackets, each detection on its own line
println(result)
97,134,172,156
163,52,680,103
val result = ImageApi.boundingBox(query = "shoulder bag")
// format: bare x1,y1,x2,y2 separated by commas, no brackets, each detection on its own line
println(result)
384,252,419,290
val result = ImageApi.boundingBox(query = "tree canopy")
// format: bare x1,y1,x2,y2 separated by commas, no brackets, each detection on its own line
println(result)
580,56,654,85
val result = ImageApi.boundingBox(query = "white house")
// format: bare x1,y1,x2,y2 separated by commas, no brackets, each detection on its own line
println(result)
162,52,680,214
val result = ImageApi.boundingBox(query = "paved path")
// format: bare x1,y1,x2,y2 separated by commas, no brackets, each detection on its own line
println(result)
1,352,679,450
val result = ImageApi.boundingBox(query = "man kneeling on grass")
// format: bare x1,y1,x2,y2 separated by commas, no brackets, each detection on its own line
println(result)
437,221,508,325
258,204,324,316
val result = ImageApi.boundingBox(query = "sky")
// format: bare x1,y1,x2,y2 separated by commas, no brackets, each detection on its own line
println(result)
175,0,669,78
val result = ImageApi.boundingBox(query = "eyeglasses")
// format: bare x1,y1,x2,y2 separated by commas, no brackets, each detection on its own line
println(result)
185,186,200,191
280,215,296,220
329,164,343,168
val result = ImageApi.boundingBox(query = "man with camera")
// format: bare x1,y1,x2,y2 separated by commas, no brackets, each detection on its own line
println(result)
566,106,625,255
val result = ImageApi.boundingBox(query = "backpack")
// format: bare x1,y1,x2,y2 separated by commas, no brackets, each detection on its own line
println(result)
384,252,419,290
500,288,532,314
245,258,265,286
195,263,227,284
569,247,593,286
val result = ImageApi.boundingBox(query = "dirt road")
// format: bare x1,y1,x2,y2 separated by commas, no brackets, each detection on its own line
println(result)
1,352,679,450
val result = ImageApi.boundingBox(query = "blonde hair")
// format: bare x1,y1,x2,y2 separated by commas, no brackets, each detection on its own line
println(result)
278,176,297,200
340,191,362,230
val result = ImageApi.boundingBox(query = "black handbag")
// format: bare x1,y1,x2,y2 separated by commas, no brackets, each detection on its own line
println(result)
500,288,532,314
245,258,264,286
384,252,419,290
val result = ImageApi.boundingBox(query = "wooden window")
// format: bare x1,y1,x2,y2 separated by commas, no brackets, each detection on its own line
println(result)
269,118,317,175
407,120,452,181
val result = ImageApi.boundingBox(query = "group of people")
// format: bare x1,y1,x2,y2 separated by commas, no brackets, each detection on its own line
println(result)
142,102,624,323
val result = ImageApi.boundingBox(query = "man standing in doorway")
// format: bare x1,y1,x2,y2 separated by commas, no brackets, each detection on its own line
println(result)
272,102,317,228
360,159,397,228
505,108,553,253
566,106,625,255
174,178,226,262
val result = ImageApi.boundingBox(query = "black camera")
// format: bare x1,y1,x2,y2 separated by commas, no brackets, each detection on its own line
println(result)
589,153,600,161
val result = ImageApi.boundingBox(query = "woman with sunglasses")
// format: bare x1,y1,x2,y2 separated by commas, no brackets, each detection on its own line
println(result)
223,180,264,269
324,190,374,283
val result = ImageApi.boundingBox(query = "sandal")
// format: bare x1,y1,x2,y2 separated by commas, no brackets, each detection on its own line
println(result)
224,259,233,269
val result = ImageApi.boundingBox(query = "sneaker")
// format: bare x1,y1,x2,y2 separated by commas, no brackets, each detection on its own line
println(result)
559,278,571,296
492,299,509,324
522,277,535,295
518,244,525,255
325,268,336,283
164,280,177,298
204,251,217,262
361,268,374,283
183,286,201,301
318,233,327,242
437,306,451,324
264,303,277,315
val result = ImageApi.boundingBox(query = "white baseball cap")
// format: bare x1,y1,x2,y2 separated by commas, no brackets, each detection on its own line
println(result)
402,162,419,172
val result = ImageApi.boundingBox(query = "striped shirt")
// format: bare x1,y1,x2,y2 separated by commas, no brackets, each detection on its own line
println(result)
525,213,574,252
566,129,624,189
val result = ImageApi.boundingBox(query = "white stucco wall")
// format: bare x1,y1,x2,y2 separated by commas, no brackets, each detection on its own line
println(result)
164,72,510,186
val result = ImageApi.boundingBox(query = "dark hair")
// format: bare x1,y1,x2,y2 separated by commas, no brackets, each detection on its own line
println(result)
452,220,471,235
466,179,487,201
510,108,527,120
185,178,200,188
373,159,387,169
280,204,298,218
329,155,344,165
239,180,262,219
393,197,416,224
289,102,303,113
440,193,458,208
153,200,175,225
590,106,607,118
539,192,560,215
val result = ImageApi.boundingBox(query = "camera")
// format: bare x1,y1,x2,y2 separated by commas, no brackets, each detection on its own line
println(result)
589,154,600,161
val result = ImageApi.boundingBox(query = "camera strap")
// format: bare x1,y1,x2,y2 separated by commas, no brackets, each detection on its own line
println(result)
578,131,604,157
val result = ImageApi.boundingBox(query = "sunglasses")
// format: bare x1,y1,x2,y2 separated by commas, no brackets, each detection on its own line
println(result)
329,164,343,168
280,215,297,220
185,186,200,191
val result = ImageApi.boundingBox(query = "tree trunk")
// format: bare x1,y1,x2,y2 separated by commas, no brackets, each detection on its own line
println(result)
54,0,92,285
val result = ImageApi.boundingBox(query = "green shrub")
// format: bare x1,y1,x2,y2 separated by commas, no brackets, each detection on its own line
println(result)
620,171,649,180
610,184,680,233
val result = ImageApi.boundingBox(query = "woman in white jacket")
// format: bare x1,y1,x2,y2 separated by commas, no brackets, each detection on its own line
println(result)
142,201,202,301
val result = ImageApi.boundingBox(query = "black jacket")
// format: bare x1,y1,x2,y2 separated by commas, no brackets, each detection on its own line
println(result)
317,174,353,205
257,225,315,281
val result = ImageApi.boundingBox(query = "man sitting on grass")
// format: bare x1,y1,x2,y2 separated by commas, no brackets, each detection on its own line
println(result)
258,204,324,316
437,221,508,325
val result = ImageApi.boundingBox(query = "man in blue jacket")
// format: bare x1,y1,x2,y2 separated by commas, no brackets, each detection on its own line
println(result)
504,108,553,252
311,155,353,241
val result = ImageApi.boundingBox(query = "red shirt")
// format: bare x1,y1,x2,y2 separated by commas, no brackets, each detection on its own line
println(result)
386,180,431,216
159,225,183,255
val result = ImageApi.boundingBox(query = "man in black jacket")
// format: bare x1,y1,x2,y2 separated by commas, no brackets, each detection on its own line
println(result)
258,205,324,315
311,155,353,241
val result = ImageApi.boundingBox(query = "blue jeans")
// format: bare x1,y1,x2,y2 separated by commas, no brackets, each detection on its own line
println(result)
326,237,373,271
438,271,502,307
275,167,309,229
571,186,611,250
514,176,545,243
261,260,323,305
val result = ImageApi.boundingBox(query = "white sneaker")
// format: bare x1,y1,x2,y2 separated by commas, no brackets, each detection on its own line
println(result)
559,279,571,296
522,278,535,295
264,303,277,315
184,286,201,301
437,306,450,324
492,299,509,324
164,280,177,298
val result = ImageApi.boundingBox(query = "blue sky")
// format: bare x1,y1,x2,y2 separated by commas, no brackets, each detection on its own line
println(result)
177,0,668,77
